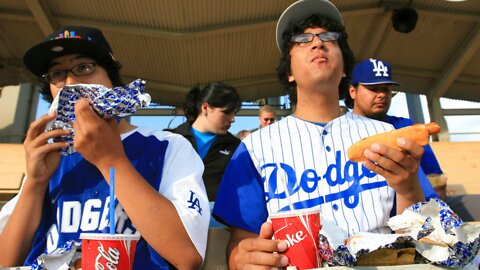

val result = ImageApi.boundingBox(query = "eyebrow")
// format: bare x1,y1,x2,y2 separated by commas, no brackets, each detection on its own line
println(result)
48,55,94,70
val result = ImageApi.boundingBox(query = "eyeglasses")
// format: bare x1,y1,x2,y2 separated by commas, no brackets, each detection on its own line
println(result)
42,63,97,84
263,118,275,122
291,32,343,44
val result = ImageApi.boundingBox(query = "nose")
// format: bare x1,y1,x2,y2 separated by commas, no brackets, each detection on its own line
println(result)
64,72,80,85
311,35,325,50
229,116,235,123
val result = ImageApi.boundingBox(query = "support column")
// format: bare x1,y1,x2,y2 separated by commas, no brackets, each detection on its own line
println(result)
0,84,37,143
427,96,450,142
405,93,425,124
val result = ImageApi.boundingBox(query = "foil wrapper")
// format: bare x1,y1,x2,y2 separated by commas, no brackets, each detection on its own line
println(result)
46,79,151,155
31,240,81,270
388,198,480,268
318,199,480,268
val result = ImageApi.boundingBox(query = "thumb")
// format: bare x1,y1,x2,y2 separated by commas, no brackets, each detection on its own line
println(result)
258,221,274,239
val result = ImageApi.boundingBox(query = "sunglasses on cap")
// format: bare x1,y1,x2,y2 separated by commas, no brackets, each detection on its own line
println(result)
291,32,343,44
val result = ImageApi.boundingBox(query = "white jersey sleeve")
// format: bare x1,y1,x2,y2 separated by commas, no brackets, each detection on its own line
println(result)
156,131,210,259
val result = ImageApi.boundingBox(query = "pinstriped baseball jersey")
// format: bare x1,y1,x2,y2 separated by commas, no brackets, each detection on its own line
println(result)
213,112,397,237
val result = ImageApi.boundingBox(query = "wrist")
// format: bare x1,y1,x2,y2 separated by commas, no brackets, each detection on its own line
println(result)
23,176,49,194
395,178,425,201
96,154,130,176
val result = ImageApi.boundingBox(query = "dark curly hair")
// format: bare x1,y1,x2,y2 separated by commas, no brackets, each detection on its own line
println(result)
183,82,242,124
39,58,123,103
276,15,355,105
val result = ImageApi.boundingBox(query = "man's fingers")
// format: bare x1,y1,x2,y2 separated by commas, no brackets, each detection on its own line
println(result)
25,112,56,142
396,137,424,159
238,251,288,270
74,98,98,124
234,222,289,269
237,238,288,269
29,128,70,147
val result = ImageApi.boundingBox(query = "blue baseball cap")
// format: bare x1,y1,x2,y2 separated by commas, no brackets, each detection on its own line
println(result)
351,58,400,86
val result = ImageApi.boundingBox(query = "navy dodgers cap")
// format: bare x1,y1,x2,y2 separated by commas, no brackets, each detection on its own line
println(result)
23,26,115,77
351,58,400,86
276,0,343,52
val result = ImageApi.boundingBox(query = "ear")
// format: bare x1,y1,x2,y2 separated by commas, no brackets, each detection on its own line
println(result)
288,74,295,83
201,102,209,115
348,85,357,100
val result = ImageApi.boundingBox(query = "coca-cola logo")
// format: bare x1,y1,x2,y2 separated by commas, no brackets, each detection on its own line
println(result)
284,230,306,247
95,242,120,270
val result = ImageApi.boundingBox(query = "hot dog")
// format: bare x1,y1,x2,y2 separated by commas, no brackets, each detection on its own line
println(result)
347,122,441,162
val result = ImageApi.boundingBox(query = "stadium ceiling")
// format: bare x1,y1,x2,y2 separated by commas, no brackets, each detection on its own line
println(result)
0,0,479,108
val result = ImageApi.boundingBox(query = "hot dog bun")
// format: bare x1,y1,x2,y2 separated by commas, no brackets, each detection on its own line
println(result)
347,122,441,162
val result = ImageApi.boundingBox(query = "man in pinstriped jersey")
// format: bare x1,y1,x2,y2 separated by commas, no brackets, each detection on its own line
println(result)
213,0,426,269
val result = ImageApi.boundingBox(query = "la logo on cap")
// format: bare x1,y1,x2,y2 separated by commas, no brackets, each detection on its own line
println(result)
369,58,389,77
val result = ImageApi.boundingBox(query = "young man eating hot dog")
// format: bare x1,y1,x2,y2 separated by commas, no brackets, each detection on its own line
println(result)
212,0,426,268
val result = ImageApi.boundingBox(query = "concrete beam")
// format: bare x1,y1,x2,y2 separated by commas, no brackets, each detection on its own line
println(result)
25,0,55,35
429,24,480,98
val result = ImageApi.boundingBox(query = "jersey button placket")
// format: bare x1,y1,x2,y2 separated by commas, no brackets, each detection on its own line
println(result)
322,129,331,152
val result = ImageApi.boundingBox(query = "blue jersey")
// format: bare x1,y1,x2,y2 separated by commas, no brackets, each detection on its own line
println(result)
214,113,398,237
0,127,209,269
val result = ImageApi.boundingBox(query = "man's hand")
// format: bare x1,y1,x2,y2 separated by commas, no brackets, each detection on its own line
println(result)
229,222,289,270
73,98,126,170
362,137,425,212
24,112,70,184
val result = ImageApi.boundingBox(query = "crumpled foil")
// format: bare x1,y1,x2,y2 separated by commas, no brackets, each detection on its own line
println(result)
46,79,151,155
318,198,480,268
31,240,81,270
388,198,480,268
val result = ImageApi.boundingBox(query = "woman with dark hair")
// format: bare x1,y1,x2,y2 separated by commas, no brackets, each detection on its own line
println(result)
168,82,242,202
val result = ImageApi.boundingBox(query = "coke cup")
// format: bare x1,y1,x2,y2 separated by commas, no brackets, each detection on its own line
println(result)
270,208,322,269
80,233,140,270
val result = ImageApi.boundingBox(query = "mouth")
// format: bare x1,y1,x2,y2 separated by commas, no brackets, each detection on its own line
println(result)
311,55,327,63
373,102,387,108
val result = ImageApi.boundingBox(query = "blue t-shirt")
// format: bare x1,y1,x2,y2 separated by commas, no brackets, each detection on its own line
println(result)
190,127,218,159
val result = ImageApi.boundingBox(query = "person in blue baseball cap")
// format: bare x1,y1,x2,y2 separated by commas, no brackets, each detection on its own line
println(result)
347,58,439,200
347,58,480,222
345,58,399,120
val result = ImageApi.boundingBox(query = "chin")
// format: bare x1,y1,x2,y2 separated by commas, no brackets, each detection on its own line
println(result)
215,129,227,135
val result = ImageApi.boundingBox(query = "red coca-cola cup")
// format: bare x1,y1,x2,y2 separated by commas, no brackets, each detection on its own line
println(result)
80,233,140,270
270,208,322,269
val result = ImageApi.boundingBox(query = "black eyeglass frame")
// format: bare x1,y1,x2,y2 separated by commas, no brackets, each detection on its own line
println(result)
42,63,97,84
291,32,343,44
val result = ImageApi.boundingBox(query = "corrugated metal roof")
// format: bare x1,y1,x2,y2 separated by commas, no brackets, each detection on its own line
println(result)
0,0,479,107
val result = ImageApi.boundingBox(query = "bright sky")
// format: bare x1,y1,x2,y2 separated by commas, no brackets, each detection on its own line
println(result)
36,92,480,142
